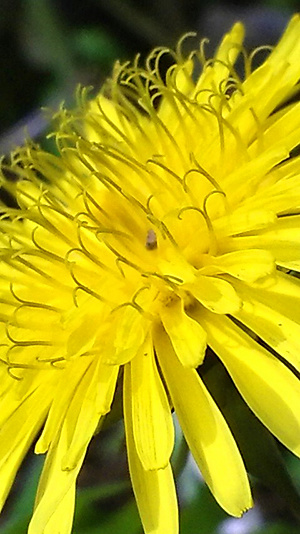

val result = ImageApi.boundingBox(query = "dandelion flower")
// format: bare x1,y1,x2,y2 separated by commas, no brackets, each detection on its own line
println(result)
1,14,300,534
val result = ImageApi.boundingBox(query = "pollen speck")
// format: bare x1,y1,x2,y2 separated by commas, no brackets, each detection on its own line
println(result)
145,229,157,250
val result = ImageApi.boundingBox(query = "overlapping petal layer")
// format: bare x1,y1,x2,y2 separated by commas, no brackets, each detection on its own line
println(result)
0,14,300,534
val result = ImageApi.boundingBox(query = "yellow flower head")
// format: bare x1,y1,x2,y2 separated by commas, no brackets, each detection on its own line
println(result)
1,14,300,534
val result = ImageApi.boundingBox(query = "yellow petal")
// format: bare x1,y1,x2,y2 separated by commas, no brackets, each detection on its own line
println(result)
61,360,107,471
233,174,300,216
0,385,50,511
30,486,74,534
266,14,300,72
130,337,174,470
66,315,100,358
35,359,93,454
87,94,130,143
96,362,119,415
29,424,85,534
249,101,300,157
186,274,241,314
124,365,178,534
233,281,300,372
158,59,194,122
193,22,245,101
247,271,300,325
102,306,145,365
229,215,300,272
239,15,300,125
203,313,300,457
265,153,300,183
207,249,275,283
224,146,288,198
155,327,252,517
215,208,276,236
160,298,207,367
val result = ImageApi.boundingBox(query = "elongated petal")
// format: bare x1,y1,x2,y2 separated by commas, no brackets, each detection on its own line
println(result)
160,298,207,367
203,313,300,457
245,271,300,325
155,327,252,517
0,384,51,512
66,315,100,358
102,306,145,365
87,95,129,142
30,362,114,533
224,147,288,200
215,208,276,236
208,249,275,282
96,362,119,415
30,485,75,534
29,425,85,534
249,101,300,157
124,365,178,534
35,359,93,454
130,337,174,470
229,216,300,271
61,360,109,471
266,14,300,72
232,174,300,216
233,281,300,372
187,275,241,314
193,22,245,102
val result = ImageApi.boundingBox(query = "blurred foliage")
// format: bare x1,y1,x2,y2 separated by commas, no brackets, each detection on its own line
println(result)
1,0,299,151
1,0,300,533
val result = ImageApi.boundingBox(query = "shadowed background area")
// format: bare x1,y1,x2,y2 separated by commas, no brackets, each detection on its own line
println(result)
1,0,299,153
1,1,300,534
